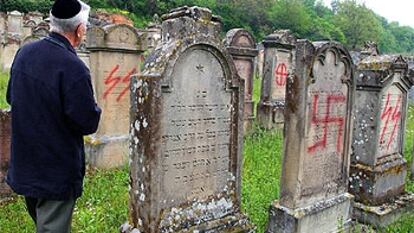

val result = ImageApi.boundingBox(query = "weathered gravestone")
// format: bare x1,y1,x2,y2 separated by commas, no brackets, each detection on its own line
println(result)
256,44,264,79
407,58,414,103
257,30,296,129
76,38,90,69
0,35,20,71
85,24,145,168
122,6,254,233
225,28,258,133
144,21,161,51
350,55,414,227
22,19,36,39
0,110,12,200
24,11,43,25
0,13,6,35
266,41,355,233
21,21,49,46
7,11,23,36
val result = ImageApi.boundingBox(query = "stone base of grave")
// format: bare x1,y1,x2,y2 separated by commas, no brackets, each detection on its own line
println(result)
350,156,406,205
84,135,129,169
256,101,284,130
243,116,255,135
120,213,255,233
243,100,255,134
266,193,354,233
0,182,13,202
353,192,414,228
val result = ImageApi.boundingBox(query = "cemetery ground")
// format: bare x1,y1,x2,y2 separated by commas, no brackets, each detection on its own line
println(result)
0,75,413,232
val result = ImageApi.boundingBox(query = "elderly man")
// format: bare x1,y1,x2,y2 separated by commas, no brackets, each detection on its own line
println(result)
6,0,101,232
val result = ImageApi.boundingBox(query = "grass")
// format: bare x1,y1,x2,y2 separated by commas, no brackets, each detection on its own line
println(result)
0,71,10,109
0,76,413,232
0,167,129,233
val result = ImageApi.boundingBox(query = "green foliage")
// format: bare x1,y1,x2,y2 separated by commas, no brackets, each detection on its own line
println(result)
3,0,414,53
0,167,129,233
333,0,382,49
242,127,283,233
0,71,9,109
0,0,52,14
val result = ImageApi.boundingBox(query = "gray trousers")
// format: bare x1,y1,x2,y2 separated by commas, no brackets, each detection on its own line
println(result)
25,197,76,233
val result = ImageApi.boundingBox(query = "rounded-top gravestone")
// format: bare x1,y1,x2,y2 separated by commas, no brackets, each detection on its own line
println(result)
124,6,253,233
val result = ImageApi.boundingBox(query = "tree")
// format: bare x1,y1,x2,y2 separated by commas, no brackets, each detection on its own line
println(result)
333,0,382,49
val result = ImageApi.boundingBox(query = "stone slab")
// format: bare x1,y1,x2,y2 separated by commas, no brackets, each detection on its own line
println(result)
266,193,354,233
256,30,296,130
84,135,128,169
0,110,12,199
353,193,414,228
126,6,251,232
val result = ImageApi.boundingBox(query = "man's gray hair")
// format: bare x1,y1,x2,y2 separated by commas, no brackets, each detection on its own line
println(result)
49,0,90,34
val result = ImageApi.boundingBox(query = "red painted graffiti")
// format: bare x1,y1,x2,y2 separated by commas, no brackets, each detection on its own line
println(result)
103,65,136,102
274,63,288,86
379,93,402,150
307,94,346,153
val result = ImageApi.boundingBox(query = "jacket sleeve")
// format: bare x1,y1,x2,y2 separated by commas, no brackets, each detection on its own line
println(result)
63,74,101,135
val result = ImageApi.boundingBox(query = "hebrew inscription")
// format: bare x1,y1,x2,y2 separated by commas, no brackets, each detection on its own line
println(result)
160,48,232,205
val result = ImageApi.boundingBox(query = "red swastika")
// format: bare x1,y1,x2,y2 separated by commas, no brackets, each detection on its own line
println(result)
379,93,402,150
307,94,346,154
103,65,137,102
274,63,288,86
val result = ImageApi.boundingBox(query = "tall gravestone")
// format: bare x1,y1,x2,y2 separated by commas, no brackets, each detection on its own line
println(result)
0,110,12,200
21,21,49,46
350,55,414,227
85,24,145,168
25,11,43,25
256,44,264,79
257,30,296,129
0,13,6,36
266,41,354,233
122,6,253,233
0,35,20,71
225,29,258,133
144,23,161,51
7,11,23,36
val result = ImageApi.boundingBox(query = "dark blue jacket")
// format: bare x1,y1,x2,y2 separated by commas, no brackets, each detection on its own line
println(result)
6,32,101,200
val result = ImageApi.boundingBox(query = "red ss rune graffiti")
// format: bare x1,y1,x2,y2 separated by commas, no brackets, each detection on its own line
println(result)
307,94,346,154
274,63,288,87
379,93,402,150
103,65,136,102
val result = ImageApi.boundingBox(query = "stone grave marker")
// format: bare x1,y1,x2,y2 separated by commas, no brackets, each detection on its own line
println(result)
225,28,258,133
25,11,43,25
0,13,6,34
0,110,12,200
7,11,23,36
350,55,414,227
0,35,20,71
144,16,161,51
21,21,49,46
256,43,265,79
85,24,145,168
257,30,296,129
122,6,253,233
266,41,355,233
22,19,36,39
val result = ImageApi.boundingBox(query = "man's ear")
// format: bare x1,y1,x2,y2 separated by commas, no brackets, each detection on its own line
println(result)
75,23,85,37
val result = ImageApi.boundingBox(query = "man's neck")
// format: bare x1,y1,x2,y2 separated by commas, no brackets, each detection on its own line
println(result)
58,32,77,48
